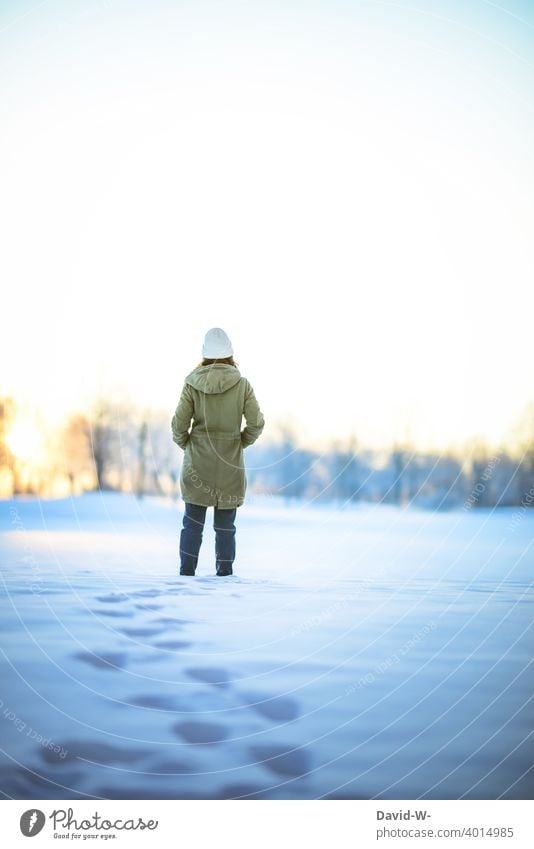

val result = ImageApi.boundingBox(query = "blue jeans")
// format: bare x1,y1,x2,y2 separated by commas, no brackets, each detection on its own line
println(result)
179,502,237,575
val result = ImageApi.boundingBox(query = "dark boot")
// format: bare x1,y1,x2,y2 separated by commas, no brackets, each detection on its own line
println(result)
214,507,236,577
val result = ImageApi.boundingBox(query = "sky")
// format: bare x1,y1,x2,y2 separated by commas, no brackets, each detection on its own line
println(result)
1,0,533,451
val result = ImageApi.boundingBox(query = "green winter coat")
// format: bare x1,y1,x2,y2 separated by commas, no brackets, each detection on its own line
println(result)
171,364,265,509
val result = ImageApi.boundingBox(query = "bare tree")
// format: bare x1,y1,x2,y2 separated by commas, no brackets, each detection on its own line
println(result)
0,397,16,495
390,443,408,505
88,399,118,491
145,411,182,498
136,421,148,498
60,414,93,493
330,432,361,501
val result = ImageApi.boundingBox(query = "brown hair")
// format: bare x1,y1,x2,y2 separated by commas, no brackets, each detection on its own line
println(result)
195,356,239,369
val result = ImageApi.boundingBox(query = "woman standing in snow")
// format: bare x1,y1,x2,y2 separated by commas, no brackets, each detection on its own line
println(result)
171,328,265,576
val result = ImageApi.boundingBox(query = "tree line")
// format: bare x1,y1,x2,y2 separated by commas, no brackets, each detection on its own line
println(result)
1,396,533,509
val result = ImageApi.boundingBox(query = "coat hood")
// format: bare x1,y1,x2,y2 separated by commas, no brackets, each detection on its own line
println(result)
185,364,242,395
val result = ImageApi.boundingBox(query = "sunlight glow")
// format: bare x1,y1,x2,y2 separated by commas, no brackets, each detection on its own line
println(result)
6,419,44,463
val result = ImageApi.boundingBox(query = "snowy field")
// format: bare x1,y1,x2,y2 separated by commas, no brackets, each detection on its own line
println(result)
0,493,532,800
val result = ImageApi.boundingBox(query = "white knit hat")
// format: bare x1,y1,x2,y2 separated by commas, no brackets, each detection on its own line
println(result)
202,327,234,359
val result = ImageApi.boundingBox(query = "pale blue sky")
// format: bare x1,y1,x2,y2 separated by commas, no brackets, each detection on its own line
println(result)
1,0,533,449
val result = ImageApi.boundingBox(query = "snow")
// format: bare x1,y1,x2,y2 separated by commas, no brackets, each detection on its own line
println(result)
0,493,532,799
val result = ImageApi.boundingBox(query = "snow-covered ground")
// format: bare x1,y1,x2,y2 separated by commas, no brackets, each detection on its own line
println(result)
0,493,532,800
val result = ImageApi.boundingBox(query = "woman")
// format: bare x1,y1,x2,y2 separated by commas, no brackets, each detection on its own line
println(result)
171,327,265,576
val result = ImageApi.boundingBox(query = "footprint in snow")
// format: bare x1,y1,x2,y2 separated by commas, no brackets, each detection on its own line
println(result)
147,759,195,774
95,593,130,604
130,589,162,598
94,608,134,619
128,693,186,711
154,639,192,650
119,626,166,637
172,720,228,745
185,666,233,688
74,650,128,670
0,766,85,798
238,691,300,722
41,740,150,765
153,617,193,626
249,744,311,778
